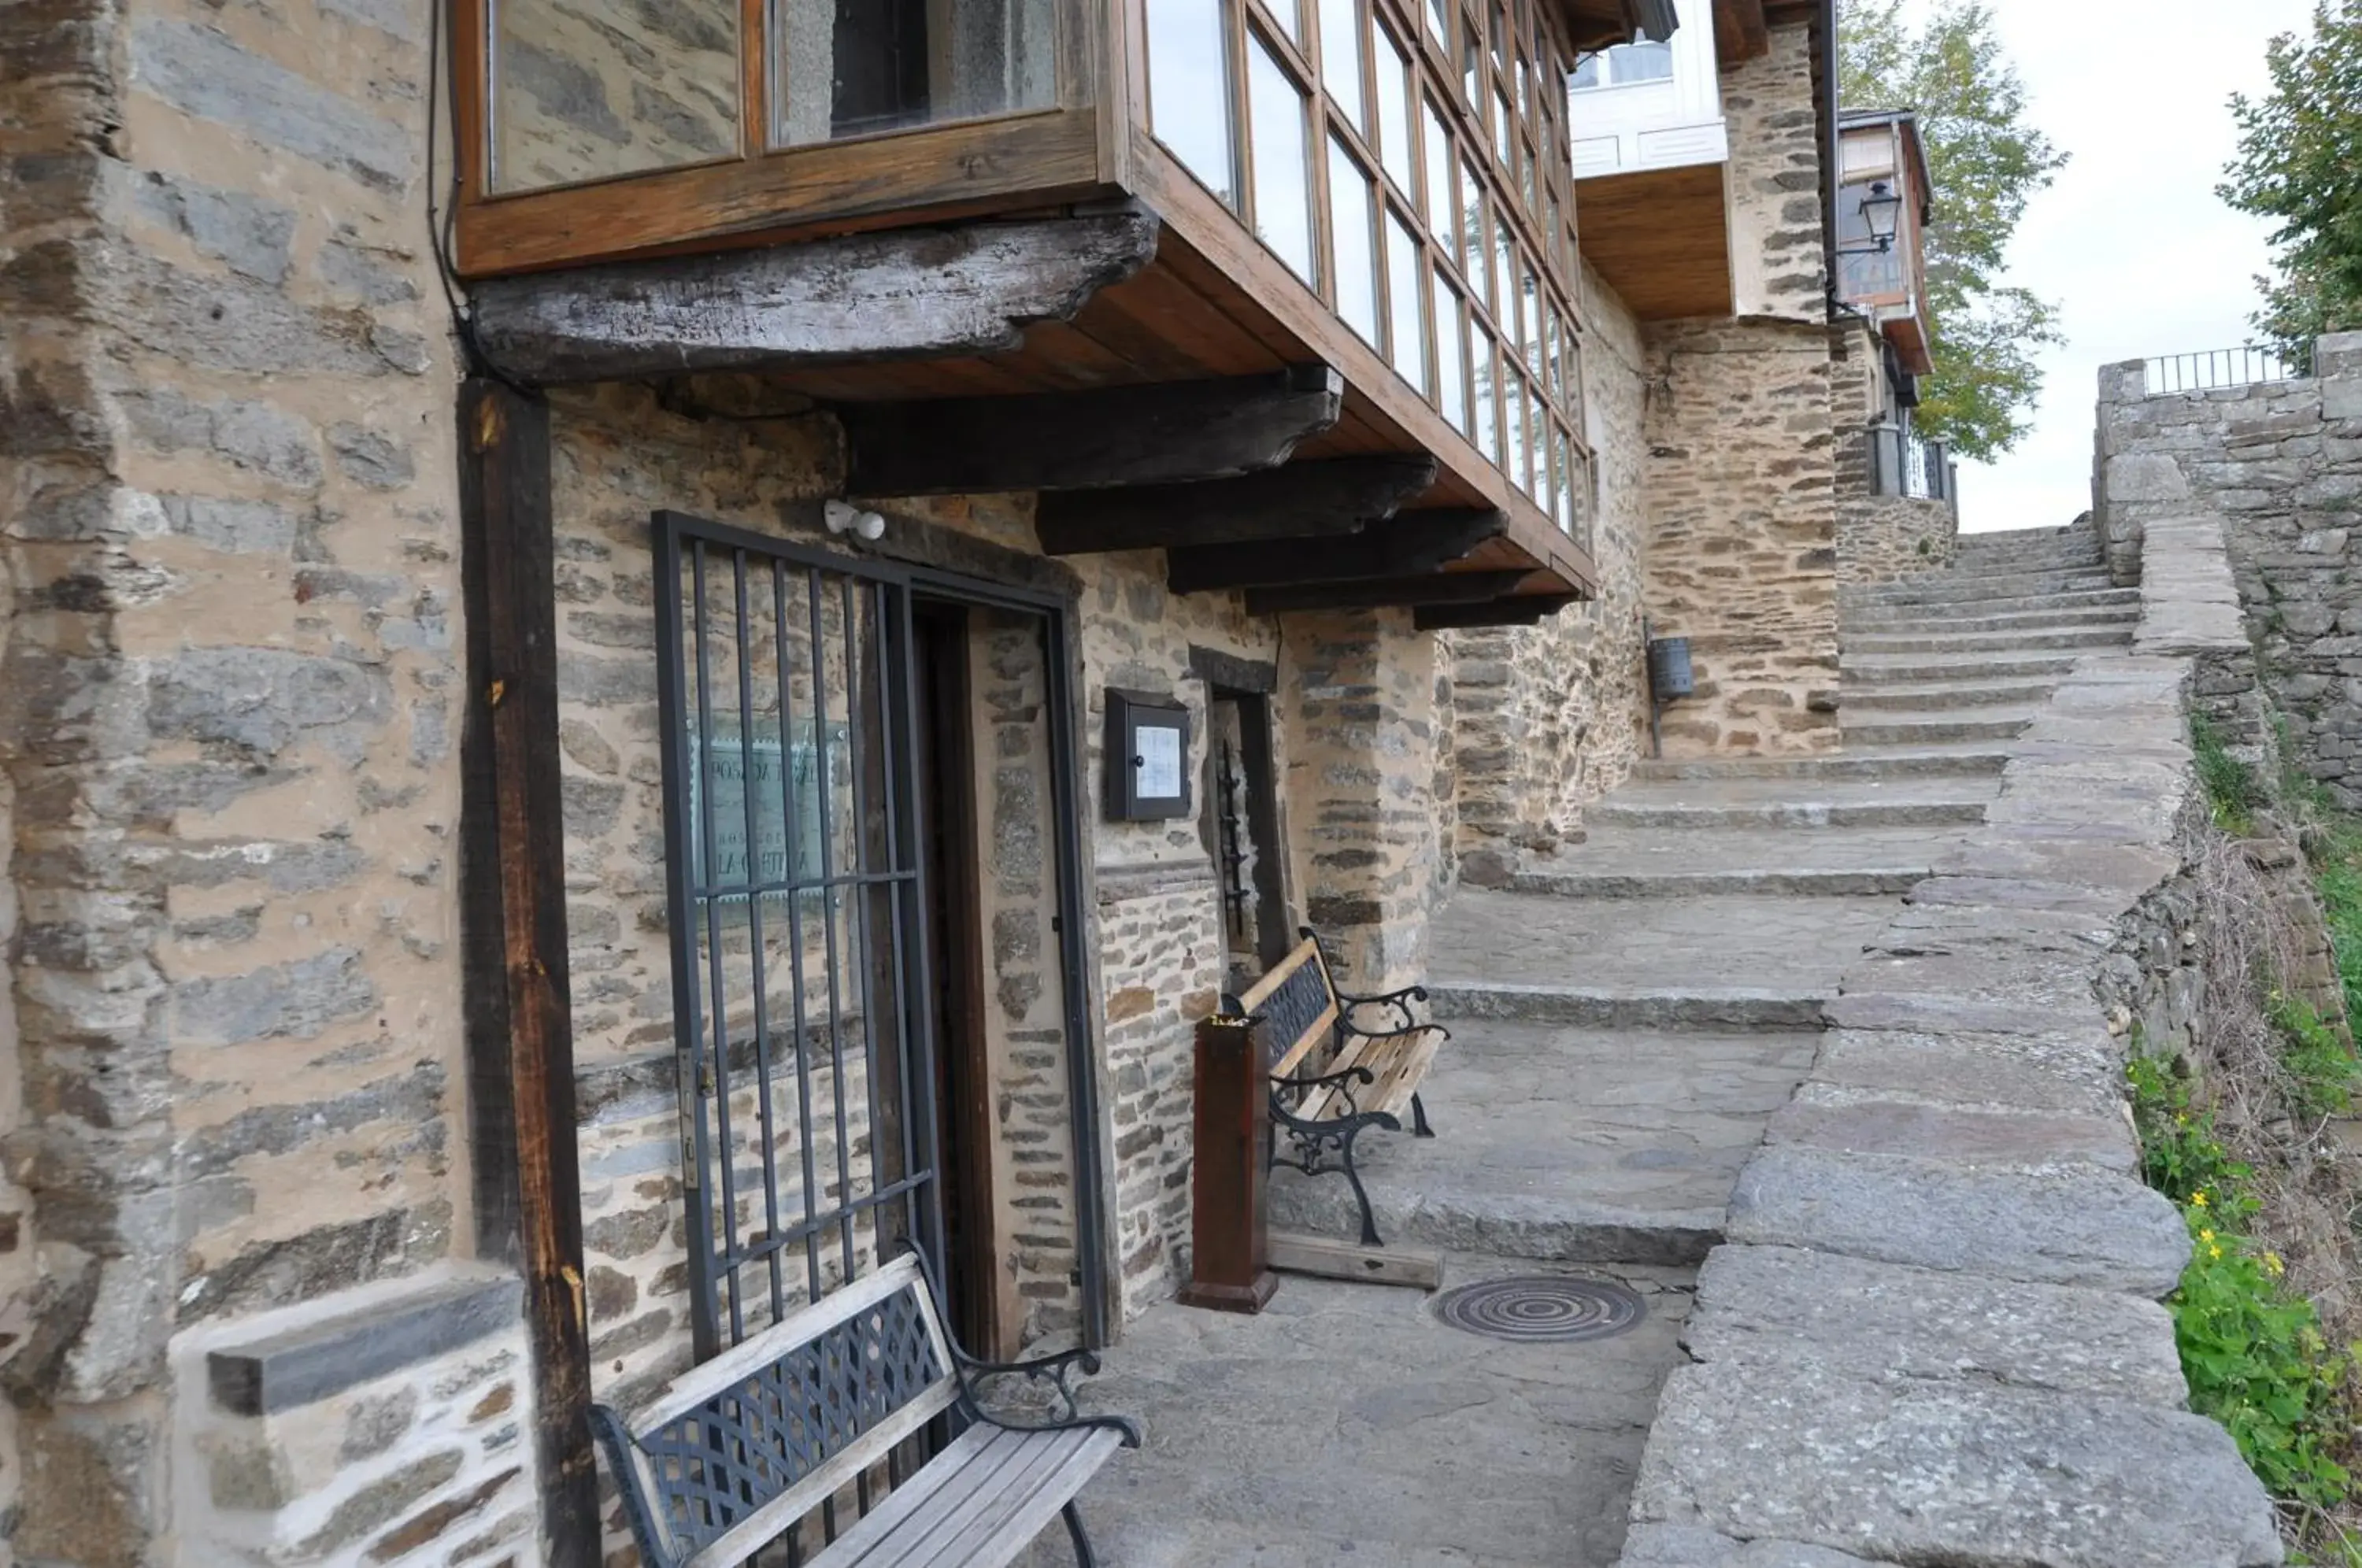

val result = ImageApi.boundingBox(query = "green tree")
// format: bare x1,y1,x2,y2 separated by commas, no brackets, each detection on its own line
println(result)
1839,0,2066,460
2223,2,2362,367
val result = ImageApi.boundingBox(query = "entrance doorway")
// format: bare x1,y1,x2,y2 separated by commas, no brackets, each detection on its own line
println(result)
653,512,1102,1364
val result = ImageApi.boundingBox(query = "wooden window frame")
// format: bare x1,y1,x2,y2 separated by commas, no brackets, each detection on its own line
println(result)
450,0,1113,276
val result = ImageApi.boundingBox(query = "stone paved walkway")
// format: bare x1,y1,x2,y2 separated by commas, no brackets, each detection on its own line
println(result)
1050,523,2282,1566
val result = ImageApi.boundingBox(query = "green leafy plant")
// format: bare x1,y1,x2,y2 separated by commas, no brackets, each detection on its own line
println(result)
2221,2,2362,364
2128,1054,2256,1215
2194,714,2269,836
2270,991,2362,1119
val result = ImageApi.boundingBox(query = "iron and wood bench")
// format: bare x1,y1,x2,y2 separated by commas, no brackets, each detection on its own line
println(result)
591,1251,1140,1568
1230,927,1449,1248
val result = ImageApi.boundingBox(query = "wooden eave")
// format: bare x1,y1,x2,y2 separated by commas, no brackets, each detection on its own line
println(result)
1553,0,1674,51
1573,162,1734,321
1713,0,1770,64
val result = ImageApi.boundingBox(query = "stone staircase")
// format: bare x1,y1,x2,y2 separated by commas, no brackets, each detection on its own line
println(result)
1272,522,2132,1270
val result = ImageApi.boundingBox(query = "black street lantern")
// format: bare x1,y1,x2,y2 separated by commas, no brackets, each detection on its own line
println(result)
1857,180,1903,253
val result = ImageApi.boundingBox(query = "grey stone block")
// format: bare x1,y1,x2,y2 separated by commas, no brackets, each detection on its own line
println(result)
129,20,413,190
1638,1361,2280,1567
1684,1244,2190,1407
1620,1524,1874,1566
207,1272,522,1416
1727,1145,2190,1296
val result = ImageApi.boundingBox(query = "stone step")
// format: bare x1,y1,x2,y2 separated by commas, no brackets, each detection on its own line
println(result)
1428,985,1830,1030
1590,796,1986,830
1264,1023,1823,1267
1849,570,2120,604
1844,626,2134,655
1511,864,1929,898
1631,746,2009,782
1951,541,2105,564
1840,586,2141,619
1839,654,2081,684
1841,711,2034,745
1842,605,2139,635
1842,679,2062,712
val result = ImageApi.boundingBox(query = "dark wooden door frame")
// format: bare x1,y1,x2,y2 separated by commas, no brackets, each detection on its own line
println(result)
911,601,1011,1359
456,379,599,1566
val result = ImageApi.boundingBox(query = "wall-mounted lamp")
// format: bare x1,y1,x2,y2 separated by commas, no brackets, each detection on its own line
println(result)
1838,180,1905,257
824,498,887,542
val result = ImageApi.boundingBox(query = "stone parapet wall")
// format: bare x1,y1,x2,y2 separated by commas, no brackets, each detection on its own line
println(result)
1621,505,2283,1567
1838,494,1957,586
1723,23,1828,324
2095,334,2362,803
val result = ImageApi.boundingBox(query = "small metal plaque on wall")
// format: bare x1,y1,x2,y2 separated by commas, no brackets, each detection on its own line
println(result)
1105,689,1193,821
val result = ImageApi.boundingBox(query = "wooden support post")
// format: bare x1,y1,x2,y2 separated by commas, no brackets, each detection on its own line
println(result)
457,378,600,1566
1177,1015,1279,1314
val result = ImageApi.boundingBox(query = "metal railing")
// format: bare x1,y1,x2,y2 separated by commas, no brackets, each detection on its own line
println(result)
1868,423,1953,504
2143,345,2305,395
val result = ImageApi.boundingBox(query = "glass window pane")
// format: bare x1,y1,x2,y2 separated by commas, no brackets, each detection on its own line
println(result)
1461,13,1481,104
1503,365,1525,487
1493,87,1511,165
1425,0,1449,48
1473,325,1497,461
1386,213,1427,394
491,0,739,191
1521,268,1542,374
1605,40,1672,83
1572,51,1601,90
1555,428,1575,534
772,0,1056,147
1492,216,1514,331
1148,0,1237,205
1423,101,1455,246
1248,36,1317,285
1489,0,1507,70
1375,28,1413,194
1329,137,1379,345
1437,272,1468,432
1269,0,1303,46
1320,0,1366,135
1461,163,1487,305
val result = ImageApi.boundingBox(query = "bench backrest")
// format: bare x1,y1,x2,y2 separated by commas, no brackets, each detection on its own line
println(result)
1233,935,1338,1080
598,1256,959,1568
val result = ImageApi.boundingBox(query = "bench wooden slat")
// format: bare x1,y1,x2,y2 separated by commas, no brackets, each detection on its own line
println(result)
812,1425,1120,1568
1293,1028,1439,1125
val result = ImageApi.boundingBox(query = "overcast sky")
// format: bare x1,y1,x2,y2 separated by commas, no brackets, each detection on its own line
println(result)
1929,0,2311,533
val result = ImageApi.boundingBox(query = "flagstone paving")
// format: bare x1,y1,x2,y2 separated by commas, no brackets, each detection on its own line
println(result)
1043,523,2280,1566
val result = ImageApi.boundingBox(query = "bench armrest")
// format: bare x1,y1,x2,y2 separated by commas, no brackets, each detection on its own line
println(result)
1337,1018,1451,1047
1336,985,1430,1032
953,1345,1143,1448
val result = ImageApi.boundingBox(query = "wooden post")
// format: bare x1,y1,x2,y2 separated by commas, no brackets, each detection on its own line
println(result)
1177,1015,1279,1314
457,378,601,1565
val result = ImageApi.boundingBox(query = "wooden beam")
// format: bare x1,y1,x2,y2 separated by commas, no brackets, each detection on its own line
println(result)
1035,455,1438,555
456,379,600,1566
1246,569,1536,616
842,366,1342,496
469,210,1161,385
1414,595,1582,631
1268,1231,1443,1290
1167,508,1507,594
1714,0,1772,63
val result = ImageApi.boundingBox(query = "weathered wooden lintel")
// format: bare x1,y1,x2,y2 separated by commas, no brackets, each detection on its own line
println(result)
1245,568,1537,616
842,366,1342,497
469,210,1161,385
1413,594,1581,631
1713,0,1772,64
1035,455,1438,555
1166,508,1507,594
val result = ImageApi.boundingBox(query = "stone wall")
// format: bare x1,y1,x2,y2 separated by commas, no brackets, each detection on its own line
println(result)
1637,20,1839,758
0,0,528,1559
2094,334,2362,804
1831,324,1956,586
1449,261,1651,878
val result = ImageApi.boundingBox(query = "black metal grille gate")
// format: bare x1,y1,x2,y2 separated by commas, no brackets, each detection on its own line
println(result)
653,509,1108,1371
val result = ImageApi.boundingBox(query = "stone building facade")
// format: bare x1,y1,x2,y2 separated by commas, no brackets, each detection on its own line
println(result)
0,1,1898,1563
1634,27,1843,758
2094,334,2362,802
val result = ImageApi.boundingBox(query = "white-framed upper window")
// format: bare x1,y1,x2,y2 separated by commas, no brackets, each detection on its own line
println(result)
1570,40,1673,91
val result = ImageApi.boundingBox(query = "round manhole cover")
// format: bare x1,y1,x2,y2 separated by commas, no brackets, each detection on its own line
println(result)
1435,1276,1648,1344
